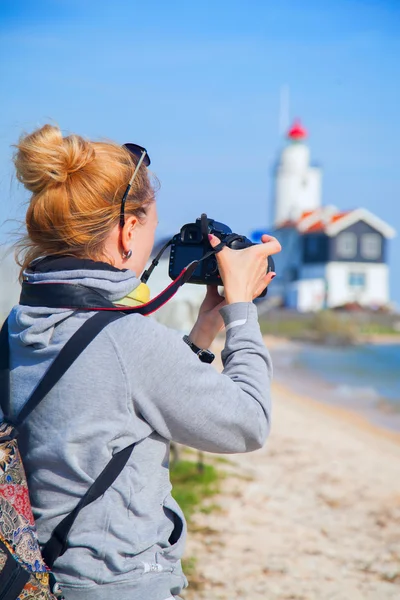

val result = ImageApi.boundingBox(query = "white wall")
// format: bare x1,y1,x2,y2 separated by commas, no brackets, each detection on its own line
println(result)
297,278,326,312
296,263,327,311
284,278,326,312
326,262,389,308
274,143,322,226
0,249,21,321
306,166,322,217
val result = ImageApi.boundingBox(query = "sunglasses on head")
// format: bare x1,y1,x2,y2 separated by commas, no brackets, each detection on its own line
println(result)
119,143,151,228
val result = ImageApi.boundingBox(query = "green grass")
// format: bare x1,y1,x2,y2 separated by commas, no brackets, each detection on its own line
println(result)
259,317,313,338
170,459,221,523
359,324,399,335
259,310,399,343
211,456,234,465
199,502,223,515
181,556,197,578
170,457,224,594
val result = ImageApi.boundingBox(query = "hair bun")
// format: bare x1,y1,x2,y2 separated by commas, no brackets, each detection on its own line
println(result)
14,124,95,193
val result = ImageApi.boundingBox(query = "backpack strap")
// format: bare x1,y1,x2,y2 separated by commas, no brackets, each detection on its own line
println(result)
0,318,10,420
15,311,124,427
41,441,135,569
1,311,126,426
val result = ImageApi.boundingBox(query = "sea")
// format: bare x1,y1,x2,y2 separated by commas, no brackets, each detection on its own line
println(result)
269,341,400,433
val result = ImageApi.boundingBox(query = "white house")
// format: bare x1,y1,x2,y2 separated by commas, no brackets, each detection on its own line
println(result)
268,121,396,312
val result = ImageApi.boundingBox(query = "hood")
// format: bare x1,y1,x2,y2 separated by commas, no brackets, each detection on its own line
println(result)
9,256,141,349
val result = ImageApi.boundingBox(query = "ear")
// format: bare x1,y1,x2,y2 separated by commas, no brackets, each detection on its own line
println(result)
121,215,138,252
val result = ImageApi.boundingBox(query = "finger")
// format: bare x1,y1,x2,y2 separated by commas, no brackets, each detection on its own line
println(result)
261,234,275,243
258,236,282,256
206,284,219,292
253,275,271,299
253,271,276,298
206,285,223,300
217,298,227,310
207,234,221,248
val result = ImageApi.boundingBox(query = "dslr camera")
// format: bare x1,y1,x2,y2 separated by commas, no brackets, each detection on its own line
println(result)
168,214,275,297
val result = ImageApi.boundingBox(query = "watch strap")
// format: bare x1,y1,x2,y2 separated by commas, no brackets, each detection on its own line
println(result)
183,335,215,364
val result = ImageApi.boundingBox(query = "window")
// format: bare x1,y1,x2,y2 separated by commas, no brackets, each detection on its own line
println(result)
337,232,357,258
348,272,366,289
361,233,381,260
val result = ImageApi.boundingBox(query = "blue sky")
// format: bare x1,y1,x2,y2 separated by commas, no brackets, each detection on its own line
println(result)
1,1,399,303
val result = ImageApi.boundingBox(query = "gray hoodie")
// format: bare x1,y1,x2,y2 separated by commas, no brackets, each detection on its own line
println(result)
7,260,272,600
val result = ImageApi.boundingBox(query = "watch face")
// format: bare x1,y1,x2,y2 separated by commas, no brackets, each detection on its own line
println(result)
198,349,215,364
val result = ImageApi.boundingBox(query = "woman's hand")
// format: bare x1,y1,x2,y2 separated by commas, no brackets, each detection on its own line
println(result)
187,234,282,349
188,285,226,349
208,233,281,305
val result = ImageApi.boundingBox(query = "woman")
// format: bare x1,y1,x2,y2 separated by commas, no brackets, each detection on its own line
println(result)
8,124,281,600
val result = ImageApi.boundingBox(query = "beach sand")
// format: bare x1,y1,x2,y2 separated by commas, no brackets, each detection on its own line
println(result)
182,337,400,600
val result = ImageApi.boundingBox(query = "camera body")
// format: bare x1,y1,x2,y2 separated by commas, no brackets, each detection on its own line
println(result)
168,214,275,297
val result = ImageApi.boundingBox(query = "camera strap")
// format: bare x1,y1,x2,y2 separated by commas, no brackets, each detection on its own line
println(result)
141,232,239,285
20,259,199,315
20,235,235,314
197,233,243,262
141,238,173,284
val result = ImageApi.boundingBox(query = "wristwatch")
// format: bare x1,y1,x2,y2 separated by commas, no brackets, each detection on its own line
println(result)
183,335,215,364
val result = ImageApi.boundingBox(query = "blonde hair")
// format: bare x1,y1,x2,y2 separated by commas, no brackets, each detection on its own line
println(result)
13,124,156,275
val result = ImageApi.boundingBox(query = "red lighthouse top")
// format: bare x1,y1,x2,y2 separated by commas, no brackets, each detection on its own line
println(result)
287,119,307,141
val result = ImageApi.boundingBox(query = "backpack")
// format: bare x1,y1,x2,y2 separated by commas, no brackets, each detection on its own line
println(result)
0,311,135,600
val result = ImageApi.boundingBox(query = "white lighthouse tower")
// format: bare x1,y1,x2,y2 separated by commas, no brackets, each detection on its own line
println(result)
273,120,322,226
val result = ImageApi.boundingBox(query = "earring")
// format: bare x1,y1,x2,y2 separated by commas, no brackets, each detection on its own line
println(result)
123,249,132,260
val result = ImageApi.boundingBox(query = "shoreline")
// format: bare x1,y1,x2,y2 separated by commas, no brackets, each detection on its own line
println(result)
271,378,400,448
184,346,400,599
262,333,400,436
216,334,400,445
359,333,400,345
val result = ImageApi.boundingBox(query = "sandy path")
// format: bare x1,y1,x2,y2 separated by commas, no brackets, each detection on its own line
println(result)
182,356,400,599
